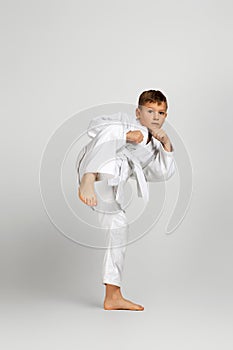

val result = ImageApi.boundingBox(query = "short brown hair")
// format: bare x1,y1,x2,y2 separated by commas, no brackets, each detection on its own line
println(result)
138,90,168,110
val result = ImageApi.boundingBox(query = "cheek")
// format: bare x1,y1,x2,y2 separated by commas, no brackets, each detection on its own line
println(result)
140,116,147,123
160,119,165,126
143,118,150,126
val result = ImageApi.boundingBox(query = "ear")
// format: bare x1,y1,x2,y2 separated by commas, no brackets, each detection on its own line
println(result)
135,108,140,119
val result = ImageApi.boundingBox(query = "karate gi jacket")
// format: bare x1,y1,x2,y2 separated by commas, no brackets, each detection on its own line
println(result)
76,112,175,208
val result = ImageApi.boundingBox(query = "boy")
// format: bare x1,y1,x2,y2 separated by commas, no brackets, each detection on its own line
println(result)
76,90,175,311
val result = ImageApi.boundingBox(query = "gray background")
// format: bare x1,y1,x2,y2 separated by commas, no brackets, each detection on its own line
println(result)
1,0,233,349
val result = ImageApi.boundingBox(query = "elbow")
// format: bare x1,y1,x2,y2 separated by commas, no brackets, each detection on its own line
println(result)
163,164,175,181
156,162,175,181
144,161,175,182
145,169,175,182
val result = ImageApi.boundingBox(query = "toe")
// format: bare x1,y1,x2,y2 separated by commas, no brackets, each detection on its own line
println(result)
79,192,85,204
92,196,97,206
78,189,84,201
137,305,144,310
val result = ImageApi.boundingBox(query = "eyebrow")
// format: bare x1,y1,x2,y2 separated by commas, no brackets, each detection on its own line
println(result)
146,107,167,112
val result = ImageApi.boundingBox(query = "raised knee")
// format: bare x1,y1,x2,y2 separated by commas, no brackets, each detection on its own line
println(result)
98,124,124,137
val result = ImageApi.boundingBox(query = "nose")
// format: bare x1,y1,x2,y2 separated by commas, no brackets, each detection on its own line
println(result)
153,112,159,119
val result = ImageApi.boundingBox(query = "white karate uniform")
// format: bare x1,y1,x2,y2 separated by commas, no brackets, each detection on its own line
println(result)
76,112,175,287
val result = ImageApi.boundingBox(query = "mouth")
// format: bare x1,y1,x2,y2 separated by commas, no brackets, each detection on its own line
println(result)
151,122,159,125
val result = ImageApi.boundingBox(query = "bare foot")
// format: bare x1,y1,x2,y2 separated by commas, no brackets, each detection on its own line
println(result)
104,296,144,311
78,173,97,206
103,284,144,311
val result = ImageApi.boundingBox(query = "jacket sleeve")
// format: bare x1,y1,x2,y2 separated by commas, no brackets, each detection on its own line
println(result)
143,137,175,182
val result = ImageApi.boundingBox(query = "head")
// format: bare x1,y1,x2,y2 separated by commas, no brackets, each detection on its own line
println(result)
135,90,168,130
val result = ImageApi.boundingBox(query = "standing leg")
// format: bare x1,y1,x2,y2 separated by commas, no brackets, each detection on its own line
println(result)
95,173,144,311
98,208,128,288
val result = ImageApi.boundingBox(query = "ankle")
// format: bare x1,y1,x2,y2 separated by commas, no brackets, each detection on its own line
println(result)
105,284,122,299
82,172,97,182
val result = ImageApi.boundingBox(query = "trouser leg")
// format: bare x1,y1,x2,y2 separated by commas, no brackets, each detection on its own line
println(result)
98,209,128,288
78,124,126,182
95,173,129,288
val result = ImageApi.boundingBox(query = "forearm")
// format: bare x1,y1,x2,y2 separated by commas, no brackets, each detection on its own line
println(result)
162,141,172,152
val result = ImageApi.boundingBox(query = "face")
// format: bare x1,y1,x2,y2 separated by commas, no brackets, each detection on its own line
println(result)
135,101,167,131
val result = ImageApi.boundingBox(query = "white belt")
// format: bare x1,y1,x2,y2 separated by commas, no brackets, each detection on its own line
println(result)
107,147,149,206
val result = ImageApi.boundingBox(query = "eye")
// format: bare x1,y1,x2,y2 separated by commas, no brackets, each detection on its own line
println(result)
159,112,165,115
148,110,153,113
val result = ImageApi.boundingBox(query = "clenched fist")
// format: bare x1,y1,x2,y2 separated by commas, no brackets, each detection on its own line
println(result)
149,127,169,144
149,127,172,152
126,130,144,144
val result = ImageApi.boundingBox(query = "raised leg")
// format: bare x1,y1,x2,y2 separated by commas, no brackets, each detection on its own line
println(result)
78,172,98,206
